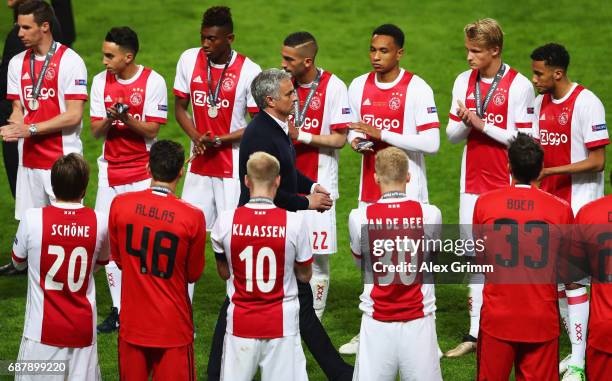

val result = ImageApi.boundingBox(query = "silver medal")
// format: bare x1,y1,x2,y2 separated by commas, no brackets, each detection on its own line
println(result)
28,99,39,111
208,106,218,118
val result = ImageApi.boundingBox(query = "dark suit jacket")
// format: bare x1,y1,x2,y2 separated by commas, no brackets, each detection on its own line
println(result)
238,111,314,211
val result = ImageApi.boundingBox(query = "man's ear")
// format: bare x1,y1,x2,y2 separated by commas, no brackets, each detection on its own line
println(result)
274,175,281,188
245,174,251,189
374,173,380,185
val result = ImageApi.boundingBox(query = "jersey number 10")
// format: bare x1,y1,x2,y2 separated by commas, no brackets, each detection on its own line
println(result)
239,246,277,293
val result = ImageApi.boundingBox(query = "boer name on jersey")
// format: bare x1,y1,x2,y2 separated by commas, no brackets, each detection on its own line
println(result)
473,185,574,343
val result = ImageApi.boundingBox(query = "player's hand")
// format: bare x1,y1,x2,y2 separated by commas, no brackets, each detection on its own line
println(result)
351,137,374,154
288,119,299,140
312,184,330,196
456,100,485,131
0,120,28,141
198,131,216,148
536,167,552,182
349,121,381,140
306,192,333,212
191,133,206,155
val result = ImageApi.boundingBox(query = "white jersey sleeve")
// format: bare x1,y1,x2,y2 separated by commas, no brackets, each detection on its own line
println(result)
89,71,107,119
211,210,231,254
347,75,367,143
143,70,168,123
59,49,88,99
12,209,33,261
380,76,440,154
7,54,22,99
243,59,262,112
481,73,535,145
422,204,443,242
94,211,110,265
348,208,365,257
575,89,609,147
173,48,198,98
328,75,353,128
288,212,313,264
446,71,471,143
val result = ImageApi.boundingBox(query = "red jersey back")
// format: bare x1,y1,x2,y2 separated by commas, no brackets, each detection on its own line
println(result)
573,195,612,353
474,185,574,342
109,188,206,347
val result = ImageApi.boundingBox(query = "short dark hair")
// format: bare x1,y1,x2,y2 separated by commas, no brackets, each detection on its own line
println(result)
530,43,570,71
105,26,139,56
372,24,404,48
508,133,544,184
149,140,184,182
201,6,233,32
283,31,318,56
51,153,89,201
17,0,55,29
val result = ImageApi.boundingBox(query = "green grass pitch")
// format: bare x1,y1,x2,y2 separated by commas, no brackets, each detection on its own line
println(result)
1,1,611,380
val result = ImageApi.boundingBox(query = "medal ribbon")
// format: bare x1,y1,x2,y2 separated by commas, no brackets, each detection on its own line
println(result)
474,63,506,118
206,50,233,108
29,40,58,102
293,68,321,128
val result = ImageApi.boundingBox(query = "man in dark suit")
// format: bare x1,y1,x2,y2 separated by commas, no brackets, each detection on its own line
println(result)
207,69,353,381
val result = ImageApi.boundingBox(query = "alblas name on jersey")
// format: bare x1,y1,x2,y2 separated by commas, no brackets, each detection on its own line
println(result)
135,203,175,223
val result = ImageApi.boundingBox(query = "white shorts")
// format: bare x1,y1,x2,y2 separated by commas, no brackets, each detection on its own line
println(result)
16,336,101,381
94,178,151,222
459,193,479,257
221,333,307,381
182,173,240,230
299,204,337,255
353,314,442,381
15,166,54,220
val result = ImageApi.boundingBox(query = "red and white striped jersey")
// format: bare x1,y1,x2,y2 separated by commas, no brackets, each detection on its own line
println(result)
211,203,313,338
535,84,609,212
11,203,109,347
447,65,536,194
348,196,441,321
90,66,168,187
573,194,612,354
348,69,440,203
173,48,261,178
6,43,88,170
292,70,352,199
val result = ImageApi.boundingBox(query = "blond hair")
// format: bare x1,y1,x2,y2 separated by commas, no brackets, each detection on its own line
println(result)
375,147,409,184
246,151,280,186
464,18,504,52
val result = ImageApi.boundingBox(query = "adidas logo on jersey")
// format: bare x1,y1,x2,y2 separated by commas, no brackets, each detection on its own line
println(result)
467,92,475,100
22,72,30,80
540,114,545,121
105,95,112,102
193,76,203,84
362,98,371,106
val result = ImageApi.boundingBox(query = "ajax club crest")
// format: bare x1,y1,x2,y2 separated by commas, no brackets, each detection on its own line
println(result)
129,88,144,106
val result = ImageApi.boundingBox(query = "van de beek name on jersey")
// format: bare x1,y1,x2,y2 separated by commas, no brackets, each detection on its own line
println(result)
232,223,286,238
